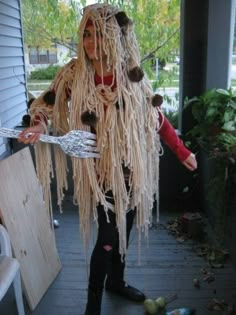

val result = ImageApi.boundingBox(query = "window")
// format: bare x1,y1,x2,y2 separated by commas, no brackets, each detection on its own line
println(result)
29,45,57,64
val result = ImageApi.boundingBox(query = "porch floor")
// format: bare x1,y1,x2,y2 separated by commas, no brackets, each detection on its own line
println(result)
1,197,236,315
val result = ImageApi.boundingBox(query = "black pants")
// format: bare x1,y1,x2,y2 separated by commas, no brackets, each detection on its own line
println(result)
88,204,136,291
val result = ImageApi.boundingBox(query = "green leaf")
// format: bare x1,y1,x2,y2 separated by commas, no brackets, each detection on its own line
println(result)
183,96,199,108
216,88,230,96
223,111,234,122
228,101,236,110
222,121,236,131
206,107,217,118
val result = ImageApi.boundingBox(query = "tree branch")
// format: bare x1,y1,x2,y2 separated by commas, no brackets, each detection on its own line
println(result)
141,28,180,64
25,24,77,52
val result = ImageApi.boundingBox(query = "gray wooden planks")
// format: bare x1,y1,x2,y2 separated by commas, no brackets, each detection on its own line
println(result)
0,191,235,314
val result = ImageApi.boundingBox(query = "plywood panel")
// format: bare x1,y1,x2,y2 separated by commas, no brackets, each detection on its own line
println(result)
0,147,62,310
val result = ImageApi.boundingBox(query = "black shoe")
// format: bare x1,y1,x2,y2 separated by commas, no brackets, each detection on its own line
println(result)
105,282,145,302
84,310,100,315
84,287,102,315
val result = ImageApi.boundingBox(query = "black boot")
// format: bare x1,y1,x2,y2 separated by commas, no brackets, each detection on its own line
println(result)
105,262,145,302
84,287,103,315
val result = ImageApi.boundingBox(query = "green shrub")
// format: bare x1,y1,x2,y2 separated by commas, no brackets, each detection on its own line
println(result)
162,109,178,129
29,64,61,80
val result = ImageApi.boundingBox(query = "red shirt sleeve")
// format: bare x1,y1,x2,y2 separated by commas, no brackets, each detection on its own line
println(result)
158,112,191,162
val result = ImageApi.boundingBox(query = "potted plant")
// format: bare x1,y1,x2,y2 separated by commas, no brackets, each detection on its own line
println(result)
184,88,236,247
184,87,236,144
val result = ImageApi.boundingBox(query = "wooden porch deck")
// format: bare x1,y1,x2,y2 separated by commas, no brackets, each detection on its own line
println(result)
1,197,236,315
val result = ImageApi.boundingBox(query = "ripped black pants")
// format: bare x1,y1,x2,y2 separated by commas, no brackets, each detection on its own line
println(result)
88,204,136,291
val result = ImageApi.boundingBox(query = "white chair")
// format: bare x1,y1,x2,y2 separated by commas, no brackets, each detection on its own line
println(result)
0,224,25,315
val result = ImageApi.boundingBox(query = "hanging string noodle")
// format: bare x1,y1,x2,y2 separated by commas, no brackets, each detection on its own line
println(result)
29,3,161,256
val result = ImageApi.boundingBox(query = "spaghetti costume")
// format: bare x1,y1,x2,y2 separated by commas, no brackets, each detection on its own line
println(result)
28,4,191,315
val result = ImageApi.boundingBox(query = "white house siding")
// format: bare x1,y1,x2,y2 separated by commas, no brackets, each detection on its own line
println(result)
0,0,27,158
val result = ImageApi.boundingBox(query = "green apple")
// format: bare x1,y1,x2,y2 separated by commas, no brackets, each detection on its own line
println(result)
144,298,159,314
155,296,166,308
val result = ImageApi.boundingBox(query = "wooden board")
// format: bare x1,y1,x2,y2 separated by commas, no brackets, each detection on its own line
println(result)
0,147,62,311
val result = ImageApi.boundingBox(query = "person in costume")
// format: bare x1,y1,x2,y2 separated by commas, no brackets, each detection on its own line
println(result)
19,4,197,315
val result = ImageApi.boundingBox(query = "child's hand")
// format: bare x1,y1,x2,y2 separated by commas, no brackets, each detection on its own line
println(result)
18,123,45,144
182,153,197,171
